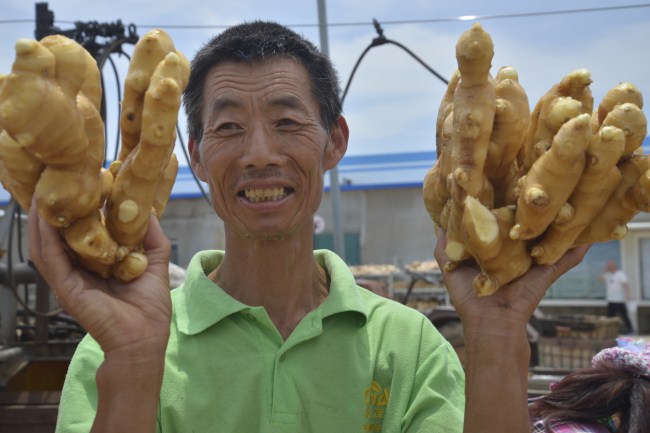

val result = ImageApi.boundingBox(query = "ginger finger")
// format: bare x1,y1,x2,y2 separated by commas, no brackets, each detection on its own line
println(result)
34,163,103,228
519,69,592,171
531,126,625,265
594,82,643,129
435,69,460,155
107,51,187,255
451,23,496,198
461,196,531,296
0,130,43,210
510,113,591,241
485,66,530,207
443,23,497,266
63,211,118,267
113,252,149,283
40,35,88,99
80,49,102,111
600,102,647,157
153,154,179,218
0,40,88,170
485,66,529,179
575,154,650,244
423,111,454,228
119,29,178,162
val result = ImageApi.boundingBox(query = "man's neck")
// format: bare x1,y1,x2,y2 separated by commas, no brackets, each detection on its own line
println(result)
209,231,329,340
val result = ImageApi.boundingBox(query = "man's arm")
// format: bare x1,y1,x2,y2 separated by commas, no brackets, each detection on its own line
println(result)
91,342,166,433
434,230,589,433
622,280,632,302
29,207,172,433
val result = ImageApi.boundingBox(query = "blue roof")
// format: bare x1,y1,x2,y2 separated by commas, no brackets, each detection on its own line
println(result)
2,137,650,203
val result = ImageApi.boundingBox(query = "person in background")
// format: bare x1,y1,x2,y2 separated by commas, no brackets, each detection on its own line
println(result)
599,261,634,334
529,337,650,433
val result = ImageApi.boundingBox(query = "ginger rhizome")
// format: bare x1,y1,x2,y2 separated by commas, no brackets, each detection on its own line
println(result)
423,23,648,295
0,29,189,282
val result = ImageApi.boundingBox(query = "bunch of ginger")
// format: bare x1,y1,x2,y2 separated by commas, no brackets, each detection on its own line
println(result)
423,23,647,296
0,29,189,282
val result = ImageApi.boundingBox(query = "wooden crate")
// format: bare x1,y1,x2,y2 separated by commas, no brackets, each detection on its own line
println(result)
537,337,617,370
537,315,623,339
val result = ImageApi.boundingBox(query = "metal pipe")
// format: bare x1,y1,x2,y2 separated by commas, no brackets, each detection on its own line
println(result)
0,262,38,285
0,263,38,344
0,346,23,363
317,0,346,261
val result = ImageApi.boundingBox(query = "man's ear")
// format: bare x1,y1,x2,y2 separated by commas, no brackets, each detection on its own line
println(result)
189,137,207,182
323,116,349,171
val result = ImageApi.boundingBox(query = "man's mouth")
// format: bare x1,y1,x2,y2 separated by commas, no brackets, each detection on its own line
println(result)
240,187,292,203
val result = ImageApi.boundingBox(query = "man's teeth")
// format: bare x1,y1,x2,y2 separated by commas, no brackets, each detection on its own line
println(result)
244,188,287,203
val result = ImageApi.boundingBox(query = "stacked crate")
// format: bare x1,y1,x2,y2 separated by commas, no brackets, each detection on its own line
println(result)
536,315,622,370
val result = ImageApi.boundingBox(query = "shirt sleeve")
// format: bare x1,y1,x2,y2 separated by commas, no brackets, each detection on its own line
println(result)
402,319,466,432
55,335,103,433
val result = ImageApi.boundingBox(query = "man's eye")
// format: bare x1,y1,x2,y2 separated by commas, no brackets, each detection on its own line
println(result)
217,122,240,131
277,118,298,128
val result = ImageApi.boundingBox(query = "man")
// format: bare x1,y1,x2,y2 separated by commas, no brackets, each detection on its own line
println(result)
600,260,634,334
28,21,589,432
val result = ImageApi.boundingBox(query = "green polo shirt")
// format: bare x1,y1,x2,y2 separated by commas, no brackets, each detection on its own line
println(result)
56,250,465,432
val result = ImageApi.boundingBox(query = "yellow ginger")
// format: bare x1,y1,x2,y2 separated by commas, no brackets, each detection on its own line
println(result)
509,113,591,241
593,82,643,130
0,30,189,282
531,126,625,265
575,154,650,245
119,29,186,162
519,69,593,172
484,66,530,207
444,23,496,267
423,23,648,295
461,196,531,296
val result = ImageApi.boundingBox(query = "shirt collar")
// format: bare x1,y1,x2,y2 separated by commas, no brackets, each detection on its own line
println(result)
173,249,369,336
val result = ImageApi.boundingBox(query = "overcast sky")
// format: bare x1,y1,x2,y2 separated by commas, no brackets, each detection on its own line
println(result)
1,0,649,163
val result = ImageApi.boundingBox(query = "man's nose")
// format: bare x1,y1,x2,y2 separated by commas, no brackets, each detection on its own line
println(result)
241,125,283,167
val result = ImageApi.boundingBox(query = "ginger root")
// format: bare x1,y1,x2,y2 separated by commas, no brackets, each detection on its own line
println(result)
0,29,189,282
423,23,648,295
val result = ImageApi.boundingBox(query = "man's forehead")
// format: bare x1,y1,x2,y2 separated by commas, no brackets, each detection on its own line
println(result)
203,58,315,110
206,57,308,83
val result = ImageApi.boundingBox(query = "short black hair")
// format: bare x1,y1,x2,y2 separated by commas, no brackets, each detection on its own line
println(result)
183,20,343,143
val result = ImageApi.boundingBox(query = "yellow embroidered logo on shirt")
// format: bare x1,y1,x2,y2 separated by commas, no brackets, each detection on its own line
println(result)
363,380,390,432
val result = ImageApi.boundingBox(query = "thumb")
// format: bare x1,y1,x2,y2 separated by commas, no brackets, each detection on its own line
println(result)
143,215,171,272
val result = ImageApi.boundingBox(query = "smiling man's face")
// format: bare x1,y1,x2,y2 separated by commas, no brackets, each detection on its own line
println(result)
191,57,345,241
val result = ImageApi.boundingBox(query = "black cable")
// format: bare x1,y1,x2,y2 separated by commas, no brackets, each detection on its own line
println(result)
95,38,129,131
342,19,448,106
341,43,375,105
54,3,650,29
106,54,123,162
3,3,648,30
385,39,448,85
176,125,212,205
15,205,24,263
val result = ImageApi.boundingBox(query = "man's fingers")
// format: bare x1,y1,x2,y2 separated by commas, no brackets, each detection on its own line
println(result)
433,228,449,268
142,215,171,279
27,202,83,308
